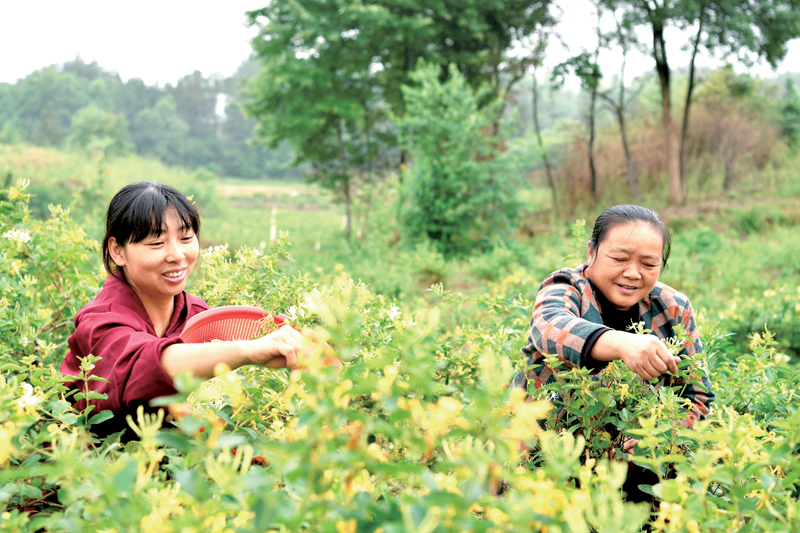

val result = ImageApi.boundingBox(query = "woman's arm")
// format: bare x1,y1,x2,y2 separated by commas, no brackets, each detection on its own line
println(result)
590,330,680,380
160,324,312,379
529,271,608,368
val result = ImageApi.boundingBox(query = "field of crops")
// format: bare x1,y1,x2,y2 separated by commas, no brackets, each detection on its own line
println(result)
2,145,800,532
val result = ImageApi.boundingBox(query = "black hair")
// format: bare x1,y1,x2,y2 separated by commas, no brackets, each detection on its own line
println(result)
102,181,200,274
588,205,671,269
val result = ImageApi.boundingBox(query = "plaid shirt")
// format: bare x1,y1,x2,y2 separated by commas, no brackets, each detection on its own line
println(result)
512,264,714,425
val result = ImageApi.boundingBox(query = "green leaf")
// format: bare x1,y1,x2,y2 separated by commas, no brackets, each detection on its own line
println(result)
88,410,114,426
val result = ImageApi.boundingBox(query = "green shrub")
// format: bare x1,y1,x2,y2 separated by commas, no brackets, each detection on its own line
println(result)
397,63,522,257
2,179,800,532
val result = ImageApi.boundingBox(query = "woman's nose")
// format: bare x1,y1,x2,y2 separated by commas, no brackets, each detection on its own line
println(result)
165,240,186,262
623,265,641,279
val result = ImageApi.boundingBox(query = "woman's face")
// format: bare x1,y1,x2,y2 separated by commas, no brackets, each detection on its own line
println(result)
108,208,199,305
585,222,663,311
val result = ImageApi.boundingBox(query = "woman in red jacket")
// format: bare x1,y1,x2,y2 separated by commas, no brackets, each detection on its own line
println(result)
61,181,309,436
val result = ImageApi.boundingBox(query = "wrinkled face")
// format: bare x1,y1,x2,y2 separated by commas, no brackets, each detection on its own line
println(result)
585,222,663,311
108,209,199,305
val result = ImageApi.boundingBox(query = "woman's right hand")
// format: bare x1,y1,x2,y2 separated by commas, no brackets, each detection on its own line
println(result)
592,330,680,381
249,324,313,369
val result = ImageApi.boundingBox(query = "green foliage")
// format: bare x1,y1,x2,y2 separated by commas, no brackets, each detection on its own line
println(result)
68,104,132,156
398,63,522,256
2,178,800,531
0,57,295,180
14,67,91,146
132,95,190,166
781,79,800,150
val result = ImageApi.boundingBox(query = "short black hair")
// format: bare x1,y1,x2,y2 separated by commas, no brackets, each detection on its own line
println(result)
102,182,200,274
589,205,671,269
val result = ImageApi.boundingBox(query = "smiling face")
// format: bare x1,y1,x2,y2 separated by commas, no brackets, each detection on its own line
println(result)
108,208,199,307
585,222,663,311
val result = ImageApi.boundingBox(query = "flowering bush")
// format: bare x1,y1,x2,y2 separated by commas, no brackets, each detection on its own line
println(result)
1,180,800,532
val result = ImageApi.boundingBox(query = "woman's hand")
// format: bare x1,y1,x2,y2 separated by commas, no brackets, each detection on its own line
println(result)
618,333,680,380
248,324,313,369
162,325,314,379
591,330,680,381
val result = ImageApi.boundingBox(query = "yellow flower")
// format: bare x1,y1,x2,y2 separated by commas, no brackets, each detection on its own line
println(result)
332,379,353,409
202,512,230,533
0,422,16,465
232,511,255,527
503,388,550,447
336,519,357,533
485,507,509,525
367,442,388,463
434,472,462,495
213,363,232,377
348,469,374,496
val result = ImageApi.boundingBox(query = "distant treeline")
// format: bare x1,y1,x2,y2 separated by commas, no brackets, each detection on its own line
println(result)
0,57,303,180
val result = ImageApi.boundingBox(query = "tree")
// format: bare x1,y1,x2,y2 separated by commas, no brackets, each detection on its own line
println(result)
245,1,401,236
781,79,800,150
68,104,131,156
597,7,642,197
608,0,800,205
531,63,557,208
398,63,521,256
0,83,16,135
552,40,603,200
245,0,555,229
116,78,162,127
132,95,189,166
15,67,90,146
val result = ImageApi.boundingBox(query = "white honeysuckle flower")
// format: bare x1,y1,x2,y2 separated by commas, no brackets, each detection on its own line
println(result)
17,382,42,408
20,336,29,347
3,229,31,244
387,306,400,320
287,306,298,320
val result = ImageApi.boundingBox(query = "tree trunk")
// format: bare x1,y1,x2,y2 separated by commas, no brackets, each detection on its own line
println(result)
653,24,682,205
615,16,638,197
618,107,638,197
532,67,557,208
337,116,352,238
680,13,705,196
588,82,598,201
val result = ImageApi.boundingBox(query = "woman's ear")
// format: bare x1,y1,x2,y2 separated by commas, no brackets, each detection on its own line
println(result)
586,243,595,265
108,237,126,267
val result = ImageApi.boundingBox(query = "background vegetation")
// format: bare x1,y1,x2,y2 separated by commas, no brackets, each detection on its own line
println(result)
2,0,800,531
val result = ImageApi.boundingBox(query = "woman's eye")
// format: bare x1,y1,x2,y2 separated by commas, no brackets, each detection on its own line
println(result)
612,257,626,263
182,236,194,242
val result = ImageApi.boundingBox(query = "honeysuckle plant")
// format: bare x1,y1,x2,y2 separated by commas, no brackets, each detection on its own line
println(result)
1,180,800,532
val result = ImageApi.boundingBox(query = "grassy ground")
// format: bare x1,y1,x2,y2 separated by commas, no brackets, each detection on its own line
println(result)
4,143,800,353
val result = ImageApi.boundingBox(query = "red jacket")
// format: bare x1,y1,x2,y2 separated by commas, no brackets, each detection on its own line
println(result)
61,272,208,433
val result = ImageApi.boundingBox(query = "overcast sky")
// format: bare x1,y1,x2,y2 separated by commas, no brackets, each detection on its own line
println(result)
1,0,797,88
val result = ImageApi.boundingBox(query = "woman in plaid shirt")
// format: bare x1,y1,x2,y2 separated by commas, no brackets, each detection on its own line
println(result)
513,205,714,500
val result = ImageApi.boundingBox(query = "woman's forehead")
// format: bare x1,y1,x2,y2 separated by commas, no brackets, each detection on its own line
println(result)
602,223,663,250
150,208,190,234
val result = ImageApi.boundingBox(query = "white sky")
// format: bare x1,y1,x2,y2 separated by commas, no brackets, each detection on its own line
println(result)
0,1,264,86
546,0,800,90
0,0,797,88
